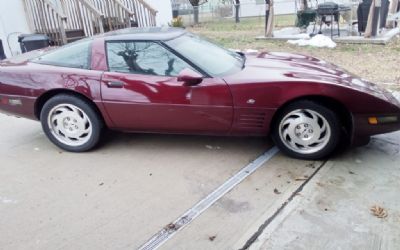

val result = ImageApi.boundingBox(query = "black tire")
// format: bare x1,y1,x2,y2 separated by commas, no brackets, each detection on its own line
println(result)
40,94,103,152
272,100,341,160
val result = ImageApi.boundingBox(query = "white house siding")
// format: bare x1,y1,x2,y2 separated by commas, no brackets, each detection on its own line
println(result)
239,0,296,17
0,0,32,58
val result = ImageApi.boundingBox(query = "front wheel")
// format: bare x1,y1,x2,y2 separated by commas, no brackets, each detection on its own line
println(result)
272,100,341,160
40,94,103,152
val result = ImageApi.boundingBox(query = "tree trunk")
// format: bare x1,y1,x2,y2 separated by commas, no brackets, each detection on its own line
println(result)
299,0,308,11
235,0,240,23
364,0,375,37
265,0,274,37
365,0,381,37
387,0,399,28
193,5,199,24
371,0,381,36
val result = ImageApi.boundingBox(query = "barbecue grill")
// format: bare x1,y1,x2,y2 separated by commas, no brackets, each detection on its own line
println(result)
317,2,339,16
316,2,341,37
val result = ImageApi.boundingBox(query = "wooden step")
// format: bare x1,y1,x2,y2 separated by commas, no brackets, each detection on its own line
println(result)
66,29,85,39
67,36,86,43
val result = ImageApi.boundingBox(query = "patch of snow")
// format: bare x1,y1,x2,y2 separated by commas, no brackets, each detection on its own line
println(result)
273,27,298,36
1,197,18,204
244,49,259,54
273,27,310,39
287,34,337,48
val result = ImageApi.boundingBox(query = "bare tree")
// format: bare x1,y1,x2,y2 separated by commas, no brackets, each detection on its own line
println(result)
234,0,240,23
265,0,274,37
188,0,208,24
299,0,308,11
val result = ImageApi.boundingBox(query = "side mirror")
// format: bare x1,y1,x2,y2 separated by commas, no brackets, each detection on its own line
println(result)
177,68,203,86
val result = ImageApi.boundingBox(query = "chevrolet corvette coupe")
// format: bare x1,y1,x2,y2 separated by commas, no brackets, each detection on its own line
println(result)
1,27,399,159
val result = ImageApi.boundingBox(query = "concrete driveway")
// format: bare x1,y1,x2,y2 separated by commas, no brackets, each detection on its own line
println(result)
0,113,399,250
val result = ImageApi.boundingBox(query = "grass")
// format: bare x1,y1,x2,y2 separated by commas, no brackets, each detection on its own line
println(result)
187,16,400,88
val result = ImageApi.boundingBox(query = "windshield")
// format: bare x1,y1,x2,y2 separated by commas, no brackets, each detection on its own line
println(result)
165,33,244,77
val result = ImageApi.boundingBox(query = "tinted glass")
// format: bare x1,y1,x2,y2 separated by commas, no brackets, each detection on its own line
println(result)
32,39,92,69
107,41,192,76
165,34,243,77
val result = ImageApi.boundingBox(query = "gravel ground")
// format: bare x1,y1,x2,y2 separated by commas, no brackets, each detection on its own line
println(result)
188,17,400,90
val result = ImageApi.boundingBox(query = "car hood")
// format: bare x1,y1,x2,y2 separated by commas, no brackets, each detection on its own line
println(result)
225,51,396,103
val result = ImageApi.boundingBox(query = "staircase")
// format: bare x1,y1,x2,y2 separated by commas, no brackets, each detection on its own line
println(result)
23,0,157,45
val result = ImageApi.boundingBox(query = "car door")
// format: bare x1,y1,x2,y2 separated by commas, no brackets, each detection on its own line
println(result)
101,40,233,134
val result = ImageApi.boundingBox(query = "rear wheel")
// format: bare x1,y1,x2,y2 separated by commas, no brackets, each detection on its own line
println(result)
272,100,341,160
40,94,103,152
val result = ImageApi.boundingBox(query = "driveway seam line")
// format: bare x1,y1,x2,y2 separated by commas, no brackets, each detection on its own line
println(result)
138,146,280,250
239,159,328,250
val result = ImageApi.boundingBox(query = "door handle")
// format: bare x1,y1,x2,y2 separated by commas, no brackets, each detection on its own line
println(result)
106,81,124,88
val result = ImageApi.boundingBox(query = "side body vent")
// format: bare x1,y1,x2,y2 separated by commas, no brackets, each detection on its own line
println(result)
237,112,266,129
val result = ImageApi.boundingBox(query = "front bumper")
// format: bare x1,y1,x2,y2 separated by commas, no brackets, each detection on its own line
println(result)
353,113,400,137
351,90,400,146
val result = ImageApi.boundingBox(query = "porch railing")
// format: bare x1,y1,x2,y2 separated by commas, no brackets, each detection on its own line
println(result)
23,0,68,45
60,0,105,37
23,0,157,46
86,0,134,31
120,0,157,27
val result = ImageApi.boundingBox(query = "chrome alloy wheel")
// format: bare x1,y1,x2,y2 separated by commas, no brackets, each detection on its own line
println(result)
47,104,92,147
278,109,331,154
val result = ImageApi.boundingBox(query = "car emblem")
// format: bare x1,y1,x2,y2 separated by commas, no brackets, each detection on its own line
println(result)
247,99,256,104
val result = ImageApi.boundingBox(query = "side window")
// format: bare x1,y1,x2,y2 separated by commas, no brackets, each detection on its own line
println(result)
106,41,193,76
32,39,92,69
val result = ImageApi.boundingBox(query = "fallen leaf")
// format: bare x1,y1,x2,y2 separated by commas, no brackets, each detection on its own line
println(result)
370,205,388,218
306,163,316,168
295,176,308,181
165,223,176,230
209,235,217,241
273,188,281,194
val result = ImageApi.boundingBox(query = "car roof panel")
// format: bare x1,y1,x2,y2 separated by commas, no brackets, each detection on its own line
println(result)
102,27,187,41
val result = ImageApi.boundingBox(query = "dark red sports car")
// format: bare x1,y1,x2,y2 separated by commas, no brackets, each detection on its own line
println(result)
0,27,399,159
